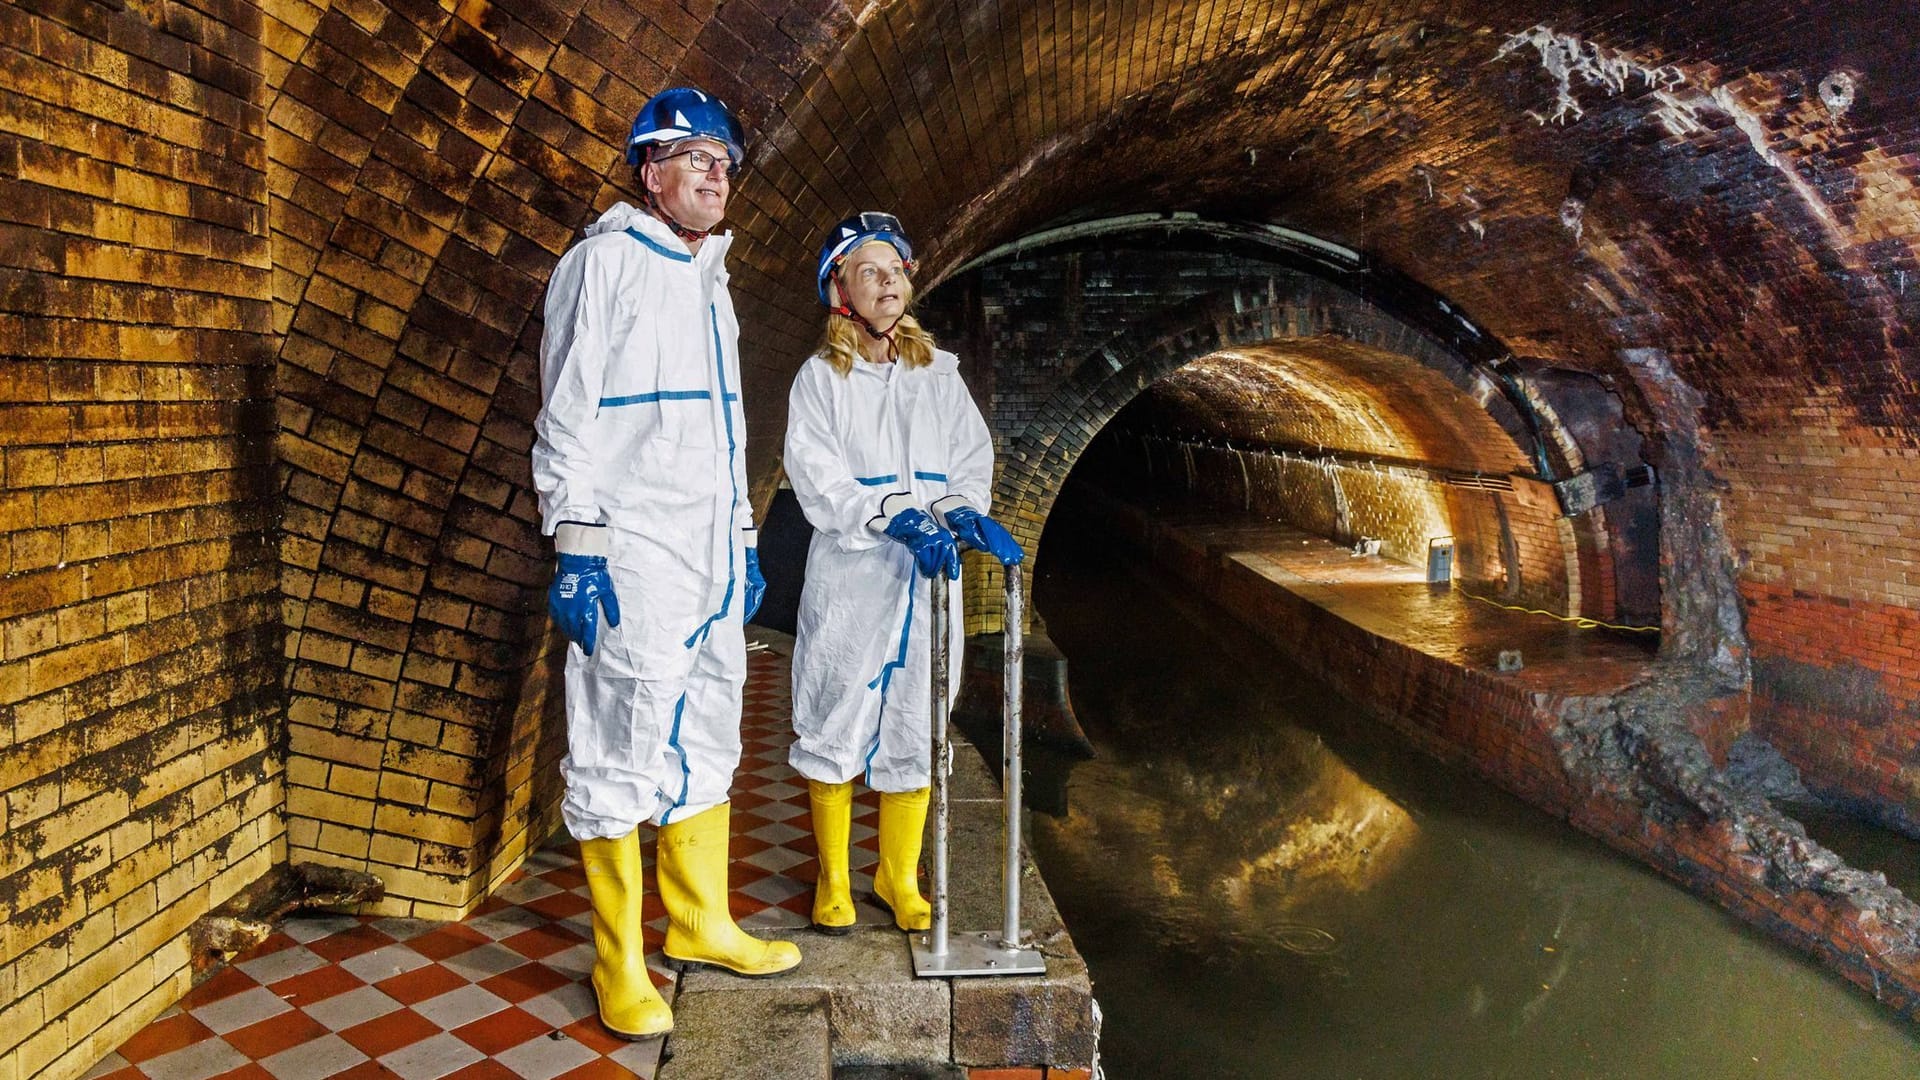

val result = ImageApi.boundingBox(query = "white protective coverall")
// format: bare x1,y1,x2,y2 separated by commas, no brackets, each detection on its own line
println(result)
532,204,754,839
784,349,994,792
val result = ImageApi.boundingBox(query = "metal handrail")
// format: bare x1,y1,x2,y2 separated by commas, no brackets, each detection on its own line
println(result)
913,560,1046,978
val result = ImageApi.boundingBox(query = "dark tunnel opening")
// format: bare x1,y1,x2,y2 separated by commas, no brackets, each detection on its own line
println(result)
915,230,1672,642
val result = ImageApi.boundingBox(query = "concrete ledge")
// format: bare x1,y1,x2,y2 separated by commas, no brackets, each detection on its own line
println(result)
945,737,1099,1069
681,927,949,1066
657,985,832,1080
663,630,1099,1075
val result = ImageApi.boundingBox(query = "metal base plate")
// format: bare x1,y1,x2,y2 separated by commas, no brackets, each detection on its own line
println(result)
910,930,1048,978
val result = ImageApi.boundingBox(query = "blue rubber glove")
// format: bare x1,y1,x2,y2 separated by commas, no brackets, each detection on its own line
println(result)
549,552,620,655
943,506,1025,567
883,507,961,580
744,547,765,622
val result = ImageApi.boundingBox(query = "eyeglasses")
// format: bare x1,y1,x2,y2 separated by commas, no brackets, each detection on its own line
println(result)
654,145,740,180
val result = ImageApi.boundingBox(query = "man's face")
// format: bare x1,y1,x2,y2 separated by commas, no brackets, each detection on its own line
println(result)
836,241,911,325
644,137,732,231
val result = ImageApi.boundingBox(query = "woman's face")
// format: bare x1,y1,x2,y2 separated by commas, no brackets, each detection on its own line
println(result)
837,241,912,325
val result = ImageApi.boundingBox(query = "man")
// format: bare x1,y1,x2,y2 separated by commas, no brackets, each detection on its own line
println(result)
531,86,800,1043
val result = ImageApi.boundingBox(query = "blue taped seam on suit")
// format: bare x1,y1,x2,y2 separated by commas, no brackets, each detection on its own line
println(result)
662,692,691,822
862,577,916,783
625,227,694,262
600,389,712,407
684,304,740,650
855,474,899,486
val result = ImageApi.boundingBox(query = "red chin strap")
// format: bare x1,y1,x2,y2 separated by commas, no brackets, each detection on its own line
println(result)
641,185,712,245
833,301,904,360
831,272,907,360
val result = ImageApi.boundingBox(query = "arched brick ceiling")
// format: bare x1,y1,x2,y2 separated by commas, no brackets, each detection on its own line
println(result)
266,0,1920,508
734,0,1917,445
1115,341,1535,476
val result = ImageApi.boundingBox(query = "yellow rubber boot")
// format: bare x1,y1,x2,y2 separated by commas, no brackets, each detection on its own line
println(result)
808,780,857,934
578,830,673,1040
874,787,932,931
656,803,803,976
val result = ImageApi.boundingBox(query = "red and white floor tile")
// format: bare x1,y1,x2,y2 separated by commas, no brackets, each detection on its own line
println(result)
88,643,890,1080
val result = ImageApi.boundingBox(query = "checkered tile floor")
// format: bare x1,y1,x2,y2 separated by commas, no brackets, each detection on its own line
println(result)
89,640,892,1080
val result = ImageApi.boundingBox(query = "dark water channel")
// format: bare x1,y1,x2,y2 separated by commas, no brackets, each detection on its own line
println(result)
1025,526,1920,1079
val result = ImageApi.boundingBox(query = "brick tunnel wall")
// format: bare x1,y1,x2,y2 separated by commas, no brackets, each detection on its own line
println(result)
1727,433,1920,834
4,0,1920,1076
1088,432,1583,616
0,4,286,1079
1087,339,1586,616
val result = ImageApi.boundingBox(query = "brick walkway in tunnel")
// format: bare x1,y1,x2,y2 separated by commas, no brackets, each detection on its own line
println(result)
1141,506,1662,690
83,637,887,1080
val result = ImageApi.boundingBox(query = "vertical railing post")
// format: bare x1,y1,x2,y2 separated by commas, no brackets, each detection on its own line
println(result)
928,571,951,958
1000,564,1025,950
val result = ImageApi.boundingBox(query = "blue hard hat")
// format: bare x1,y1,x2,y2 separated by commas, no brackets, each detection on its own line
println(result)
817,212,916,307
626,87,745,168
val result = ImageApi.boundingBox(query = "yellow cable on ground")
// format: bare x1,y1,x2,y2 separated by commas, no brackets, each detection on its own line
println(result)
1452,582,1660,633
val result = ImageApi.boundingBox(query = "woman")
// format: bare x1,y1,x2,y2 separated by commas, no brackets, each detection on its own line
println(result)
783,212,1026,933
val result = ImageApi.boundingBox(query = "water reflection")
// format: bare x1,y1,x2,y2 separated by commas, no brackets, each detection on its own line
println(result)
1041,722,1416,948
1029,507,1920,1080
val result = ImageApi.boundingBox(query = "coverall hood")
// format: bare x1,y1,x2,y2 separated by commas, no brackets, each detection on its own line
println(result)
582,202,734,268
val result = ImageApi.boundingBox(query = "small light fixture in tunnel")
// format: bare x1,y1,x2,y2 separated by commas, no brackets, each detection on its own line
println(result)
1427,536,1454,584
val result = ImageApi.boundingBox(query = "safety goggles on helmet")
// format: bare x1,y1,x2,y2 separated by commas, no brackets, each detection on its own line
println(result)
816,212,916,308
626,87,746,169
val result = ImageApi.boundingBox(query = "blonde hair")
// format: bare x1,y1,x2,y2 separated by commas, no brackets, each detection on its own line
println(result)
819,310,937,375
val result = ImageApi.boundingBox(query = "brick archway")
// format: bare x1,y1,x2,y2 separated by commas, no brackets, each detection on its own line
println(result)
964,270,1629,637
